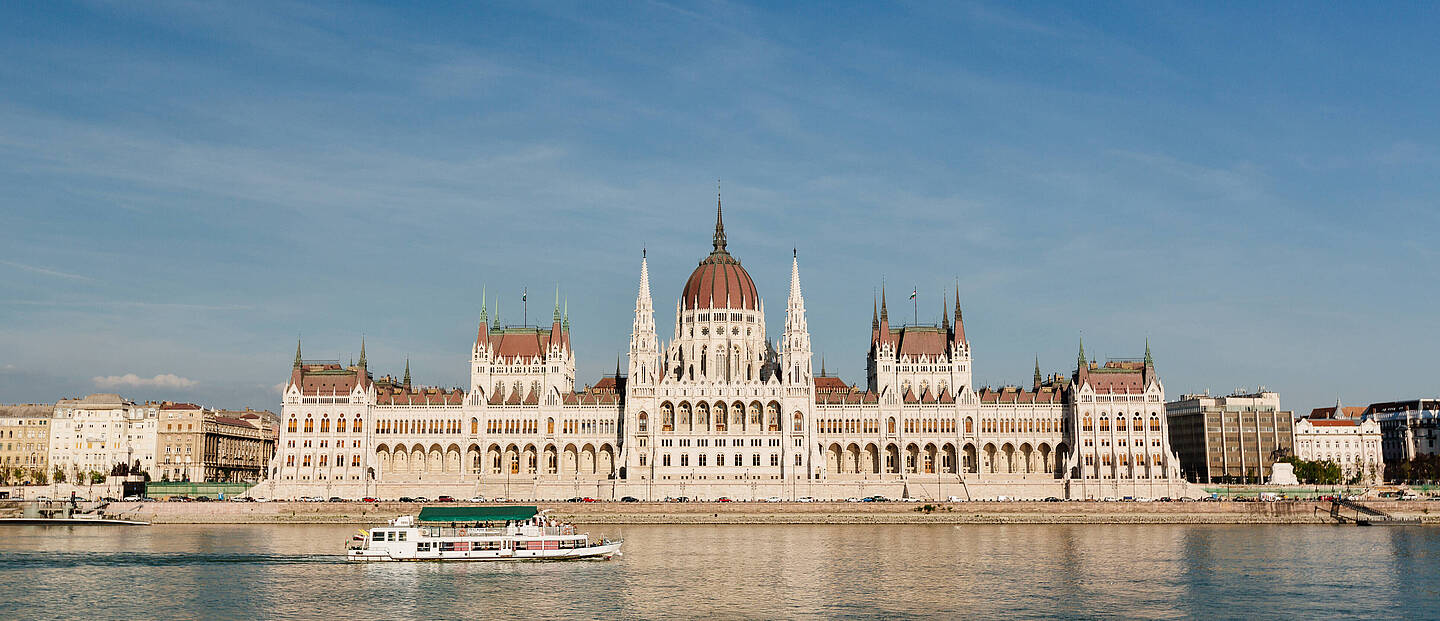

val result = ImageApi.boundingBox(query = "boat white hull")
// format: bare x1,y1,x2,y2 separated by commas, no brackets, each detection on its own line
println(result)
0,518,150,526
347,541,621,562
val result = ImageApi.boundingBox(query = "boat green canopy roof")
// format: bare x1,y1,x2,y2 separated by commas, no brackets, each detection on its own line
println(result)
417,506,539,523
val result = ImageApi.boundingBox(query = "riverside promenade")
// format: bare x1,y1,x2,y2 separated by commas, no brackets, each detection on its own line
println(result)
64,499,1440,525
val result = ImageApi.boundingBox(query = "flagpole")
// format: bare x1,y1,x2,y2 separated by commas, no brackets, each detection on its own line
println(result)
523,286,528,327
912,286,917,326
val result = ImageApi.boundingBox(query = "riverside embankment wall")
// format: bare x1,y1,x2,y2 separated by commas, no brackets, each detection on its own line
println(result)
65,500,1440,525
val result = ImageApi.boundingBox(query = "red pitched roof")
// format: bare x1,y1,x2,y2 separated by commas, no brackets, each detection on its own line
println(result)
896,328,949,358
1306,419,1359,427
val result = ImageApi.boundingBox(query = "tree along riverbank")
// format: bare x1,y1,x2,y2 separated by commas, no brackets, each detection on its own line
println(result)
27,499,1440,525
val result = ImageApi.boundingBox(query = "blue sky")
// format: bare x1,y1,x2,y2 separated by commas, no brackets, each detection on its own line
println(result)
2,1,1436,413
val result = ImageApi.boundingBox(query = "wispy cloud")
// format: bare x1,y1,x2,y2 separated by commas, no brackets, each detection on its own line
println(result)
2,300,251,311
0,260,92,281
93,373,198,389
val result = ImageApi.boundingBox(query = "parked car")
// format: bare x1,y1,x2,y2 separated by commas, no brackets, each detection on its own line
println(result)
122,495,144,502
436,495,456,503
796,496,815,503
465,496,486,503
415,497,431,503
1043,497,1062,502
328,496,344,503
620,496,640,502
763,497,783,503
398,496,416,503
361,497,378,503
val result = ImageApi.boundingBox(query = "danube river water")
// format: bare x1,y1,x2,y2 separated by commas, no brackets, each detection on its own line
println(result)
0,523,1435,619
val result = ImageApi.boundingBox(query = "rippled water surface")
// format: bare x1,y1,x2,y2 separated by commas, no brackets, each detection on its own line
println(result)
1,523,1436,619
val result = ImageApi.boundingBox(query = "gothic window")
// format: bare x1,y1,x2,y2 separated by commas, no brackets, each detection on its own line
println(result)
793,412,803,432
965,417,974,434
320,417,330,433
887,417,896,434
638,412,648,433
1083,416,1093,432
1099,415,1110,432
287,418,297,433
304,416,313,433
661,402,674,432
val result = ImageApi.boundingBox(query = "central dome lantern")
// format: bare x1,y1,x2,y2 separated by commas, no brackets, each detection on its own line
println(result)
680,198,759,311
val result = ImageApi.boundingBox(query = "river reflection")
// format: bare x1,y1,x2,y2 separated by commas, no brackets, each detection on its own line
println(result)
0,523,1433,619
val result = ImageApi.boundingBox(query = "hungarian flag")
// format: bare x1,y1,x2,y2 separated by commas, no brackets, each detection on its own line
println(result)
909,289,916,300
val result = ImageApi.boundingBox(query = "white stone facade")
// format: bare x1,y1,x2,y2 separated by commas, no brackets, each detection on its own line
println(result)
1294,416,1384,484
264,203,1192,500
48,393,159,481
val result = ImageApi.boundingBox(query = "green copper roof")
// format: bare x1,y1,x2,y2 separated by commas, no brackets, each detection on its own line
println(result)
417,506,538,523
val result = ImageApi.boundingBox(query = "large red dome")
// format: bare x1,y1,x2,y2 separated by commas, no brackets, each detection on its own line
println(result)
680,199,759,311
682,253,759,310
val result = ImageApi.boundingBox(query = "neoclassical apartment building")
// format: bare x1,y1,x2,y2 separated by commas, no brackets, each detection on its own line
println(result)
267,202,1189,500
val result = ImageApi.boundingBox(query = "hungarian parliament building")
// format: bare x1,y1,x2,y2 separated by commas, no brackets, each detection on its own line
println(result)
266,202,1192,500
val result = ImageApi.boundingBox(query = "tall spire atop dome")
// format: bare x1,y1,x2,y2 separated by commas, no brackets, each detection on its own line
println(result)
713,180,728,254
293,338,302,368
358,337,367,368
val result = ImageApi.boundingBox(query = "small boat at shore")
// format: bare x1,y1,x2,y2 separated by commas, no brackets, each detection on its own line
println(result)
0,500,149,526
346,505,621,562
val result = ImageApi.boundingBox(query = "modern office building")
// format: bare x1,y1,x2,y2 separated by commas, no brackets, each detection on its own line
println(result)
1165,391,1294,483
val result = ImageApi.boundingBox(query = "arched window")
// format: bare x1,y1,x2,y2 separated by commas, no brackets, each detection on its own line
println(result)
1150,414,1161,432
1116,416,1126,431
336,418,347,433
1082,416,1093,432
965,417,973,434
638,412,649,433
320,417,330,433
547,418,555,434
287,418,297,433
353,417,362,433
887,417,896,434
1099,415,1110,432
304,417,313,433
660,403,674,432
767,403,780,431
793,412,804,432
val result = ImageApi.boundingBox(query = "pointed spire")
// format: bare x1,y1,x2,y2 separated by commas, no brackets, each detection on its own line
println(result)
1077,338,1086,369
293,338,303,368
871,297,879,331
403,358,411,387
880,283,889,323
788,250,802,301
1144,338,1153,366
358,337,367,368
563,298,570,331
821,356,827,377
712,181,728,254
1034,355,1042,389
553,285,562,322
479,286,488,324
493,297,500,328
951,286,966,344
941,297,950,330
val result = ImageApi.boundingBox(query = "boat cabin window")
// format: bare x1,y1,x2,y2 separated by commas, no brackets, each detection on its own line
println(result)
372,531,386,541
417,542,432,552
396,531,407,541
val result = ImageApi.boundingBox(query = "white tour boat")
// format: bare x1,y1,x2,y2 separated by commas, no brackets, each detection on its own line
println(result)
347,505,621,562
